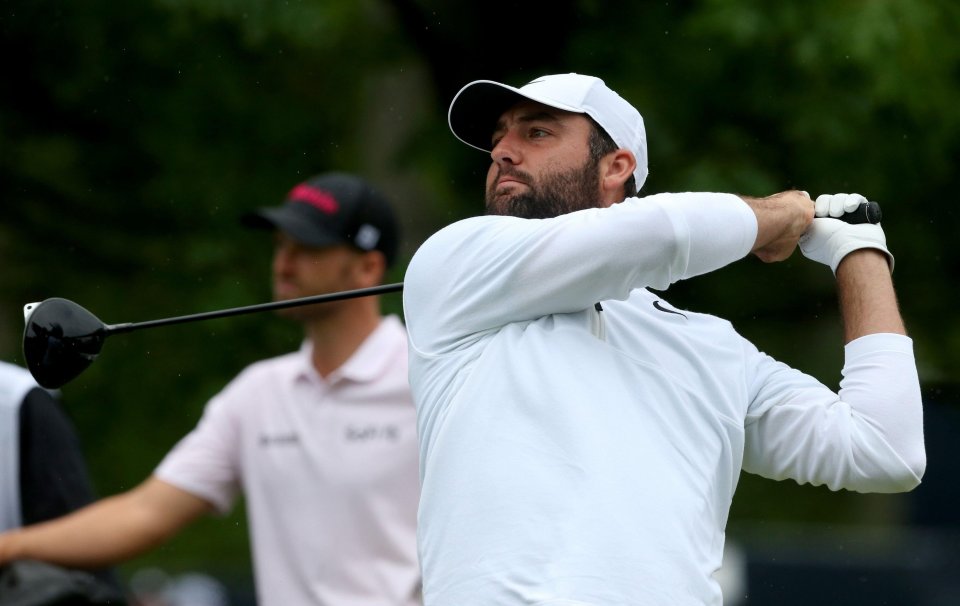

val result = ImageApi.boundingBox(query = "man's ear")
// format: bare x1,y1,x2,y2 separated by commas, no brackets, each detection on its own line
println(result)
354,249,388,288
599,149,637,206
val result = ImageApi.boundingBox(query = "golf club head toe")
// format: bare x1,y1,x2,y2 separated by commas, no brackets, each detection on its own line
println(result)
22,298,108,389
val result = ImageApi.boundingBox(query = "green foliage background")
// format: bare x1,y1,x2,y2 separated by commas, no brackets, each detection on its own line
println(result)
2,0,958,591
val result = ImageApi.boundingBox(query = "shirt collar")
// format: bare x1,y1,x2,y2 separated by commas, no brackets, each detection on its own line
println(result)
293,315,405,385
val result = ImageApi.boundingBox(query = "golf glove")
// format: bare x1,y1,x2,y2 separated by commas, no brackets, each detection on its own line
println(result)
799,193,894,274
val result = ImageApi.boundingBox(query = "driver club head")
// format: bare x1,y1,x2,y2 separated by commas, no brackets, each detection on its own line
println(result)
23,298,109,389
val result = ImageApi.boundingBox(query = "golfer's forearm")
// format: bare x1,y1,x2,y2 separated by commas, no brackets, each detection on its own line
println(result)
836,249,906,342
0,492,176,568
0,477,210,568
740,191,813,262
741,194,785,250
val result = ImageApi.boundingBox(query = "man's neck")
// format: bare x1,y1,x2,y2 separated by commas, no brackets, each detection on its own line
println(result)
304,306,383,378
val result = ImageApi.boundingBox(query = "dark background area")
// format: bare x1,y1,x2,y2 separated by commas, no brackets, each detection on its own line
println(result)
2,1,957,603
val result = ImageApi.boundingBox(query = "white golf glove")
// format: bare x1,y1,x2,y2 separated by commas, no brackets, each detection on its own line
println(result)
799,193,894,274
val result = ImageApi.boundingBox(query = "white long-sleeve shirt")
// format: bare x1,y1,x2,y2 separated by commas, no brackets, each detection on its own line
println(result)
403,193,925,606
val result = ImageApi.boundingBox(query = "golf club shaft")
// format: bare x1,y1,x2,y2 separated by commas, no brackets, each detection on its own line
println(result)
105,282,404,335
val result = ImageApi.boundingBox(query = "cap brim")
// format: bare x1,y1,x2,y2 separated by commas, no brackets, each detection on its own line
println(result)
448,80,584,154
448,81,524,153
240,206,344,248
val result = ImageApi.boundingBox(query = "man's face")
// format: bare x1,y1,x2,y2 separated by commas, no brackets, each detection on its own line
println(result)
485,100,602,219
271,233,363,321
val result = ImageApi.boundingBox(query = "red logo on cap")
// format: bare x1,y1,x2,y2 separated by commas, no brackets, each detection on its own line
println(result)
288,184,339,214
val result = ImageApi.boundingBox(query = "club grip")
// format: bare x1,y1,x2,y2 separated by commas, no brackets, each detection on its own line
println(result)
839,201,882,224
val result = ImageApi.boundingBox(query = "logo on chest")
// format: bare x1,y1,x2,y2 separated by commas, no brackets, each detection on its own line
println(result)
652,300,688,319
258,432,300,447
344,424,401,443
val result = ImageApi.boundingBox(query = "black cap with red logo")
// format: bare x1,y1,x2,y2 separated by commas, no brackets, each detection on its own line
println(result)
242,172,400,267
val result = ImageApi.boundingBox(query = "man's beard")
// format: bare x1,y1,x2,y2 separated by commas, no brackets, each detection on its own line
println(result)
485,158,602,219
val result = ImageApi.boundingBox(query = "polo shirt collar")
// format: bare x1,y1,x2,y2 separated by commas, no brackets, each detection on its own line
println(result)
294,315,404,385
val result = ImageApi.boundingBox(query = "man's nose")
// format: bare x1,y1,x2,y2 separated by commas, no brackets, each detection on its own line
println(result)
272,246,295,275
491,131,521,166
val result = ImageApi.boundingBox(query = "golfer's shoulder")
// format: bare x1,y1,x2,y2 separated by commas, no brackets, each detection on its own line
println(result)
420,215,507,247
409,215,517,273
224,349,305,390
0,361,38,403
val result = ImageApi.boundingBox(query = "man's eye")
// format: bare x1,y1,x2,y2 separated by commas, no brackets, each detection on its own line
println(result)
529,128,549,138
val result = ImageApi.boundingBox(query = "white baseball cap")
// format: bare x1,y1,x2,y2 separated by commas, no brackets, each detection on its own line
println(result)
447,73,649,191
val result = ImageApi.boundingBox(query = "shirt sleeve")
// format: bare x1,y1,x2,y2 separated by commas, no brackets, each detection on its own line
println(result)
154,390,243,514
742,333,926,493
404,192,757,355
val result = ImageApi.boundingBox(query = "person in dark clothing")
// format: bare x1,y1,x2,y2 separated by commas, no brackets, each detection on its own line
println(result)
0,361,125,605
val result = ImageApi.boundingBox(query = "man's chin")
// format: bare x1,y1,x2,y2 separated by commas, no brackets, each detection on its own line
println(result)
273,288,302,302
485,192,524,216
275,304,328,322
484,202,509,216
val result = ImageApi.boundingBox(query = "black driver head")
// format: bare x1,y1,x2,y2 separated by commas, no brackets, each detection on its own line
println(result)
23,298,109,389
